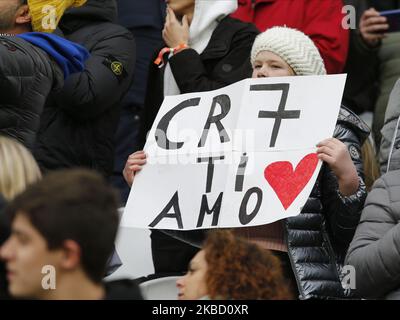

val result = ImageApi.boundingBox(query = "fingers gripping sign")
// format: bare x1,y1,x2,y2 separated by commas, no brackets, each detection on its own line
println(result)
123,151,147,187
317,138,359,196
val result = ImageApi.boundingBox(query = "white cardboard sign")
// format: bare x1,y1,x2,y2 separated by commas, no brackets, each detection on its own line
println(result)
121,75,346,230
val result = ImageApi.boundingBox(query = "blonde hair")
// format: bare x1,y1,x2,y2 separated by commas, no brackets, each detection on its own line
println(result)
361,138,380,191
0,136,42,201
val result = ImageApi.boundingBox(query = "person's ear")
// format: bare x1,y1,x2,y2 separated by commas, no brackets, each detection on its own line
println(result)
60,240,81,271
15,4,31,25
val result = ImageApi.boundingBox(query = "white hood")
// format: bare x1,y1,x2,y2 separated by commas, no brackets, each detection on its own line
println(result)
189,0,238,53
164,0,238,96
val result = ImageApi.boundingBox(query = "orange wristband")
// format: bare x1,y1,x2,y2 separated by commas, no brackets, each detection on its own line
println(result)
154,43,189,67
173,43,189,54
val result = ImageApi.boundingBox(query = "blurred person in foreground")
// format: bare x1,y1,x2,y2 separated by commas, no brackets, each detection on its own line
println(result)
0,169,143,300
176,230,294,300
0,136,42,299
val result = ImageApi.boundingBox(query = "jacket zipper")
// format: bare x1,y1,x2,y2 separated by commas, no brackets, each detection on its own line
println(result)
387,115,400,173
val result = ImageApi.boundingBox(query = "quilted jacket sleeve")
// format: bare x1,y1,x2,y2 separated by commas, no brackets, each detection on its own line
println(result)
345,172,400,298
320,122,367,248
380,79,400,174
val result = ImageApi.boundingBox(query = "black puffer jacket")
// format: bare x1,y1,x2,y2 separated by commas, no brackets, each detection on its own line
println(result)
0,37,63,150
285,106,369,299
34,0,136,177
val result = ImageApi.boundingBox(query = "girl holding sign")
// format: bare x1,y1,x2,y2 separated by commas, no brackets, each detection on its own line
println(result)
125,27,370,300
231,27,369,299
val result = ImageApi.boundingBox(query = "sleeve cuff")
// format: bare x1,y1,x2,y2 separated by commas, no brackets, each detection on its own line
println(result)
337,176,368,209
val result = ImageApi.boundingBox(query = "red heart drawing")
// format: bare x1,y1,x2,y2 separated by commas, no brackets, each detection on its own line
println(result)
264,153,319,210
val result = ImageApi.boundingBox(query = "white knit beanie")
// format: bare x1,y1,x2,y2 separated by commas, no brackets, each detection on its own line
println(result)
250,27,327,76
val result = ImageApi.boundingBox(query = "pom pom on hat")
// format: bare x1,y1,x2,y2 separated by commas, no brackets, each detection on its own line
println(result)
250,27,327,76
28,0,87,33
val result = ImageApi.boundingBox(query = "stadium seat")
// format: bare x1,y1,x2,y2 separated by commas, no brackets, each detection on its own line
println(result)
139,276,180,300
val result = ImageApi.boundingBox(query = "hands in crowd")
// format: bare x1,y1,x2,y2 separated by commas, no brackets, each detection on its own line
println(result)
123,151,147,187
163,7,189,48
359,7,389,47
317,138,359,196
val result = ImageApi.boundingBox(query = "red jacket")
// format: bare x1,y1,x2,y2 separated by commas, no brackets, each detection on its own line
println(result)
231,0,349,74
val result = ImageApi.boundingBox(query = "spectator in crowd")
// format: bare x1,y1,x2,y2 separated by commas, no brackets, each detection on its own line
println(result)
361,138,380,191
34,0,136,179
342,1,381,117
0,0,89,151
343,1,400,149
176,230,294,300
0,136,42,299
112,0,166,204
126,27,370,299
0,194,8,299
231,0,349,74
130,0,259,275
345,169,400,299
380,79,400,174
342,1,382,187
369,1,400,150
0,169,143,300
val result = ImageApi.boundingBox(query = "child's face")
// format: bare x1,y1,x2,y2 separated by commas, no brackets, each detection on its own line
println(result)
176,249,208,300
0,213,63,299
252,51,295,78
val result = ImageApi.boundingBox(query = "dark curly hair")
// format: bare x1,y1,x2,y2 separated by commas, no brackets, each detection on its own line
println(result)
203,229,294,300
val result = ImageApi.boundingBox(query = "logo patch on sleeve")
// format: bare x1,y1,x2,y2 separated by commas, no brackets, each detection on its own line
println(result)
103,55,127,83
349,145,360,160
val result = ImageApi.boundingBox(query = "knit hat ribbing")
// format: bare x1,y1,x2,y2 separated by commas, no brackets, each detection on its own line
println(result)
28,0,87,33
250,27,327,76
